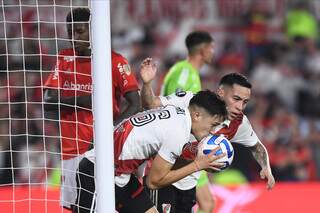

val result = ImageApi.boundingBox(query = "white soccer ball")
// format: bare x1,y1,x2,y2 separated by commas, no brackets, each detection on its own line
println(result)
198,134,234,171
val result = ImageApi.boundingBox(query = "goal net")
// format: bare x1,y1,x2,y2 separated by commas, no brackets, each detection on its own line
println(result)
0,0,95,212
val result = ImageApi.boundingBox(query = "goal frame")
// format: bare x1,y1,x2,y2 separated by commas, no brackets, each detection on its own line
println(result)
91,0,114,212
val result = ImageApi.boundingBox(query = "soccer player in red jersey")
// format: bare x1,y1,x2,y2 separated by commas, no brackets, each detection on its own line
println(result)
43,8,140,211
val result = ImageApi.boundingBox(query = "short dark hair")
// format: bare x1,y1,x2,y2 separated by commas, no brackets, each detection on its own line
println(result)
219,73,252,89
189,90,227,119
185,31,213,55
66,8,90,23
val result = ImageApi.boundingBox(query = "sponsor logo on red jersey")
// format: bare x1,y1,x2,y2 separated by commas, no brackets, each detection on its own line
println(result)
63,81,92,91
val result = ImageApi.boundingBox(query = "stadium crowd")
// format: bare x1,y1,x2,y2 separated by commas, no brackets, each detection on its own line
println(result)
0,0,319,189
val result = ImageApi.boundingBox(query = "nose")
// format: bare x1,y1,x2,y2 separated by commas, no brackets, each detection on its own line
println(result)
235,101,244,112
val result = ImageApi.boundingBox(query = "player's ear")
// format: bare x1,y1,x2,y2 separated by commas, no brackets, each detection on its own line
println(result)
199,44,207,56
190,109,201,122
216,86,224,99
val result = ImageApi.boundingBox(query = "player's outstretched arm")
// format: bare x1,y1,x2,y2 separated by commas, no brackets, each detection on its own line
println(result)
140,58,162,109
146,147,225,190
250,141,275,190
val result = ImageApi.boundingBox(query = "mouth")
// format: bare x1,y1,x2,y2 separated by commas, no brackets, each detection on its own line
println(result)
75,44,86,48
74,41,90,49
228,112,241,120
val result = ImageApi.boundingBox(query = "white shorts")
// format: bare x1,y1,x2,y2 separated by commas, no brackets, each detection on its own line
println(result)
60,154,85,208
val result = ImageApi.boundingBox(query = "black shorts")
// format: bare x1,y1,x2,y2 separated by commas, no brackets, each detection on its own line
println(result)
144,178,196,213
74,158,154,213
74,157,96,213
115,175,154,213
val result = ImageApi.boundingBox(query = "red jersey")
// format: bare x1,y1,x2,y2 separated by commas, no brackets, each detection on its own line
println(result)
44,49,139,159
111,51,139,118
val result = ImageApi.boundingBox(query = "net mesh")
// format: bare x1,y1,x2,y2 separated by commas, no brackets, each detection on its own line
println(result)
0,0,92,212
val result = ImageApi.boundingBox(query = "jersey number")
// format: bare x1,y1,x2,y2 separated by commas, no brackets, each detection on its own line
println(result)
130,110,170,127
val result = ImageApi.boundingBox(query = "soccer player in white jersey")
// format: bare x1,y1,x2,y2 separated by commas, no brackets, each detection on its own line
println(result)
140,58,275,213
75,90,228,213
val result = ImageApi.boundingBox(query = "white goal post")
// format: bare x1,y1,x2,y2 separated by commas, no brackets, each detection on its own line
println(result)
0,0,114,212
91,0,114,212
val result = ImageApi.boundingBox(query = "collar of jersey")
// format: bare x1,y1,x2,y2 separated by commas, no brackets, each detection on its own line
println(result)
222,119,231,127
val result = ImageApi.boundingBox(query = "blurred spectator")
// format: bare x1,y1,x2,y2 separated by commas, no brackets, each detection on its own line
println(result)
216,38,246,73
242,2,272,73
286,1,318,42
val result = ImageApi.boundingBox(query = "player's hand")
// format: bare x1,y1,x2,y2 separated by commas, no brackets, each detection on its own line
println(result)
260,167,275,190
140,57,157,84
193,147,225,172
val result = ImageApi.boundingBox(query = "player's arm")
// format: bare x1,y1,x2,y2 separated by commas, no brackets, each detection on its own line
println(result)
232,116,275,189
146,147,224,190
113,53,141,124
44,88,91,111
114,90,140,126
249,141,275,189
140,58,162,109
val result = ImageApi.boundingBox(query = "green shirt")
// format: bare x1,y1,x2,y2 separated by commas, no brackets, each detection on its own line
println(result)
286,9,318,40
161,60,201,96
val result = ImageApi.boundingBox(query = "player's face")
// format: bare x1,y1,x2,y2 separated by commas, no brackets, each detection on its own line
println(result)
201,41,215,64
191,111,223,141
218,84,251,120
68,22,90,56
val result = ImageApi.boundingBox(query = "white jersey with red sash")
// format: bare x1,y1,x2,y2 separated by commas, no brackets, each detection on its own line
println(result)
86,105,192,187
160,91,259,190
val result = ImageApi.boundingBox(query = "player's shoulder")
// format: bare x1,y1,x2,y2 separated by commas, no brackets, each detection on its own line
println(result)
162,104,188,119
239,114,253,128
237,114,251,125
112,51,128,64
170,60,190,70
174,90,193,99
231,113,255,136
161,90,193,107
166,105,190,123
56,49,76,64
242,114,249,122
58,48,75,56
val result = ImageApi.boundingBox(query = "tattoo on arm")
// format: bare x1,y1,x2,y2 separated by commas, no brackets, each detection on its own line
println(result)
250,142,270,169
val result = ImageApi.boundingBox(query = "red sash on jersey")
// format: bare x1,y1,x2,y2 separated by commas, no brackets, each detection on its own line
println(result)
114,120,145,176
180,115,244,160
214,114,243,140
180,141,199,160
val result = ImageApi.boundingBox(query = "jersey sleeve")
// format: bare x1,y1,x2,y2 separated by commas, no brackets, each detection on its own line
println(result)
113,55,139,96
159,91,193,108
157,112,189,164
230,115,260,147
158,131,185,164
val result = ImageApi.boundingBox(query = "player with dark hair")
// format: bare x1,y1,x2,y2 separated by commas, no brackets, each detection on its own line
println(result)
161,31,214,96
78,90,228,213
140,58,275,213
185,31,214,55
43,7,140,211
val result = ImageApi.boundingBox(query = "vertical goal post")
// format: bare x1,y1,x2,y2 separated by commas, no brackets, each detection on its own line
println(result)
0,0,115,212
91,0,115,212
